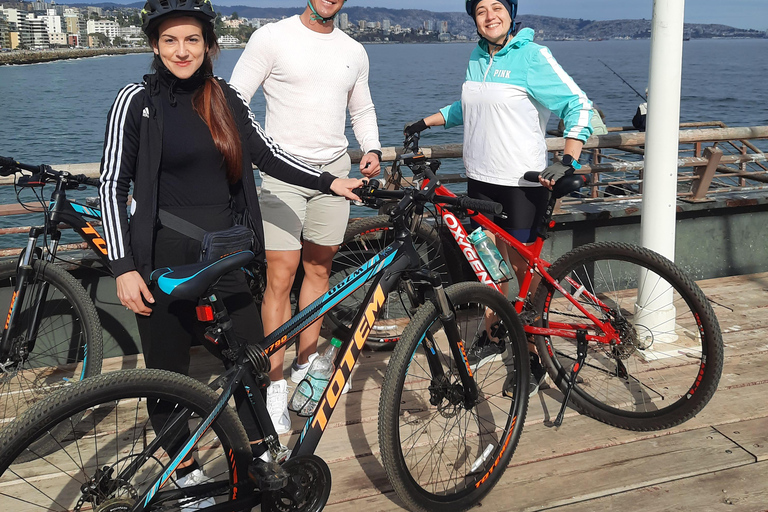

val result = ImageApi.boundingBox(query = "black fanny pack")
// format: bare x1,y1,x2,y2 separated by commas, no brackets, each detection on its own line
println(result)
158,209,254,262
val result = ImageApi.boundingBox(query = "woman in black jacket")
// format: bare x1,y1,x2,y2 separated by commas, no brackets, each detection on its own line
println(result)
98,0,361,494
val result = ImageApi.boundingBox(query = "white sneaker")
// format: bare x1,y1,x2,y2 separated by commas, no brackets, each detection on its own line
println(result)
266,379,291,435
290,353,318,384
290,353,351,394
175,468,216,511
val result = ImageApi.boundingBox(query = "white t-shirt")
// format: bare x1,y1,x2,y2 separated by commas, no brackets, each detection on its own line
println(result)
230,16,381,166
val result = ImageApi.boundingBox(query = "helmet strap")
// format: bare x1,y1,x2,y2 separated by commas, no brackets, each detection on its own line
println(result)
307,0,342,23
481,27,512,52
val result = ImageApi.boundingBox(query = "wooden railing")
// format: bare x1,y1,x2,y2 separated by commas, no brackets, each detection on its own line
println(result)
1,123,766,256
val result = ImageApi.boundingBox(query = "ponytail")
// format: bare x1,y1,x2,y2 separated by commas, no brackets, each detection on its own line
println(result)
193,74,243,183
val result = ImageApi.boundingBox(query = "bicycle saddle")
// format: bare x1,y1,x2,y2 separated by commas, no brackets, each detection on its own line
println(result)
522,171,587,199
552,174,587,199
150,250,255,300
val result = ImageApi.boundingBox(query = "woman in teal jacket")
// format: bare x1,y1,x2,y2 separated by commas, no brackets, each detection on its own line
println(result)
405,0,594,396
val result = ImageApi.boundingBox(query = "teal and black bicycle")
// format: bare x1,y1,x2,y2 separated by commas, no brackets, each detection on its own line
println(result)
0,166,529,512
0,156,105,432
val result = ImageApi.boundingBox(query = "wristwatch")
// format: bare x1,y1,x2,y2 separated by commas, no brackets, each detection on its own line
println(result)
368,149,382,162
561,154,582,170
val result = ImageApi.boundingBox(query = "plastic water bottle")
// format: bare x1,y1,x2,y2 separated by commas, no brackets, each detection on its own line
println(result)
290,338,343,416
467,228,512,282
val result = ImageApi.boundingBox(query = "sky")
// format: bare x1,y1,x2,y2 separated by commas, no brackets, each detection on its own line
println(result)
196,0,768,31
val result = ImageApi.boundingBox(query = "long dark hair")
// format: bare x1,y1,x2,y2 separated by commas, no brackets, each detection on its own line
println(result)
150,18,243,183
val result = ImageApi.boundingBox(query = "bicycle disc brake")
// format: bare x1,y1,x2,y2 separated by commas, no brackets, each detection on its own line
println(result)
261,455,331,512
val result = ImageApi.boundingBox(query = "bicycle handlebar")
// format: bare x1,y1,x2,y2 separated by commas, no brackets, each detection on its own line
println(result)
354,181,503,216
0,155,100,188
0,156,40,175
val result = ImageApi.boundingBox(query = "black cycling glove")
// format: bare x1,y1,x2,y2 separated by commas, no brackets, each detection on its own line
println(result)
541,154,579,183
404,119,429,138
540,161,572,182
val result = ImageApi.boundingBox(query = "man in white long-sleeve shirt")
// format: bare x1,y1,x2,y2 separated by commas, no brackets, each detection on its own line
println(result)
230,0,382,434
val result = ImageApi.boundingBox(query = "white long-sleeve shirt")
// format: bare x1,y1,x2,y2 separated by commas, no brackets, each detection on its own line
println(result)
230,16,381,166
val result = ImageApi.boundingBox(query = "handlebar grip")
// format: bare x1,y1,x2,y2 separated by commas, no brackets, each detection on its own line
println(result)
72,174,100,188
435,195,503,215
523,171,540,183
457,196,504,215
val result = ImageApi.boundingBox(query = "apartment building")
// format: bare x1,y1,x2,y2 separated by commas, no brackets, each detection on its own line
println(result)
86,18,118,43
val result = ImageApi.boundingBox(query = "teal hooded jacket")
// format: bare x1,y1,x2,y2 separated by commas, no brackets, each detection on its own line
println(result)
440,28,593,186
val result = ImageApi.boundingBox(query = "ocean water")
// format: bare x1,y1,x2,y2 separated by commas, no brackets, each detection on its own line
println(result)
0,38,766,241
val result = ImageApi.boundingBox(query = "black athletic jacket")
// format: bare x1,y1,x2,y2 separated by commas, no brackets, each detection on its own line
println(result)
99,71,336,280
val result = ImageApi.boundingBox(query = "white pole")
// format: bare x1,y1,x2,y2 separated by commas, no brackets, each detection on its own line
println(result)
635,0,686,351
641,0,686,259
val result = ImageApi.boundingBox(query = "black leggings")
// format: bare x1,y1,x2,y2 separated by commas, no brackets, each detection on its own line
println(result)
136,207,264,452
467,178,550,243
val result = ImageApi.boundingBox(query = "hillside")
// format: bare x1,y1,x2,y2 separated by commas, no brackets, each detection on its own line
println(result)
81,4,766,40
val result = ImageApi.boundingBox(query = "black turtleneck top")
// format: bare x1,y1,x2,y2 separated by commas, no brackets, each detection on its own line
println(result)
156,66,231,211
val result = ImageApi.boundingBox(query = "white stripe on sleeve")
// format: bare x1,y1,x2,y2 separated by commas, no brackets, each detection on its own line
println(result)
539,48,592,140
100,84,142,261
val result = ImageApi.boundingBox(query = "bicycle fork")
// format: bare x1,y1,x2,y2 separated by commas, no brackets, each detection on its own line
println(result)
0,228,59,359
409,270,480,408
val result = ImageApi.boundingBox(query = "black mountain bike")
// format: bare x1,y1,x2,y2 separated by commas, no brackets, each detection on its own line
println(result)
0,169,529,512
0,156,104,430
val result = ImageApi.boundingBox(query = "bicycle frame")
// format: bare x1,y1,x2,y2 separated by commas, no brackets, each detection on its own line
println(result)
134,200,480,510
414,172,621,347
0,179,109,358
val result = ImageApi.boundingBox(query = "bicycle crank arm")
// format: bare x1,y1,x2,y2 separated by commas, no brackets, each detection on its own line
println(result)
554,329,589,427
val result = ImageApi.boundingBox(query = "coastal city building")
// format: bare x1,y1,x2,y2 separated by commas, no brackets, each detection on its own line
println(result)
217,34,238,47
0,13,10,48
86,19,118,44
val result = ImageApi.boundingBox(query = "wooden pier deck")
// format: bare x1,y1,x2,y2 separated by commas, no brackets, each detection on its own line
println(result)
7,272,768,511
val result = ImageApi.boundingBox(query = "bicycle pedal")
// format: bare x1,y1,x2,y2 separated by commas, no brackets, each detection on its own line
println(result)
248,459,289,491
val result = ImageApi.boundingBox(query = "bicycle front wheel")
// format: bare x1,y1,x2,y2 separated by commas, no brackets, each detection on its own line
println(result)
0,259,103,424
326,215,448,350
0,369,252,511
379,282,528,511
532,242,724,431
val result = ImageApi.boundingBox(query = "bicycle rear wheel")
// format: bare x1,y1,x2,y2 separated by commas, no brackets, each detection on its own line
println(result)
0,259,103,425
532,242,724,431
379,282,528,511
0,369,252,511
325,215,448,350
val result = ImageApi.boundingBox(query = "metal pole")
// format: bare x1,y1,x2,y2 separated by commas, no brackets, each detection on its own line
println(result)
636,0,686,351
641,0,685,260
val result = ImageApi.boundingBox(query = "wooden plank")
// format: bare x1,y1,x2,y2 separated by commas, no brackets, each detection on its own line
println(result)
326,427,754,512
715,417,768,462
554,460,768,511
319,379,768,507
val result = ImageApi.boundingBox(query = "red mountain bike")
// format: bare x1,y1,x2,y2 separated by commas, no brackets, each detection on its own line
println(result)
329,134,723,431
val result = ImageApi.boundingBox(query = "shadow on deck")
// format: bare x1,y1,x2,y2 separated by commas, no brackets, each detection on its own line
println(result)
7,272,768,511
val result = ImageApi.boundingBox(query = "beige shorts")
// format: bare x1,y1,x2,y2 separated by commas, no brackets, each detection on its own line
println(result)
260,153,351,251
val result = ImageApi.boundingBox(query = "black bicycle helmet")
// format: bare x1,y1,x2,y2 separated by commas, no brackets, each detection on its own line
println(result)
465,0,518,19
141,0,216,35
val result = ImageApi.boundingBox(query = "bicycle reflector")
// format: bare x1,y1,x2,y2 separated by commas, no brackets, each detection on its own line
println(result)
196,305,214,322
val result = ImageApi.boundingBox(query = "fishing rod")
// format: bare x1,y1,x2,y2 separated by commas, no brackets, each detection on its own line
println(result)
598,59,647,101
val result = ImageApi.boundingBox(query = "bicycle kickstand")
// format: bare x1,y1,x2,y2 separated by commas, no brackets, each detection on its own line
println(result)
553,329,588,427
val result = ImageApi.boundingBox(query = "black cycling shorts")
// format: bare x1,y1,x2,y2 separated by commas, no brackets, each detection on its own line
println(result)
467,178,550,244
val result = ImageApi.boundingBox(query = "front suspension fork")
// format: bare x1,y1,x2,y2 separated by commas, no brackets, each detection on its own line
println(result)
410,270,479,407
0,228,57,357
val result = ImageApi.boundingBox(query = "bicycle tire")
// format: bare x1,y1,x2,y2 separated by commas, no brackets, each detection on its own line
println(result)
379,282,528,511
0,259,103,429
0,368,252,511
531,241,724,431
325,215,449,350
